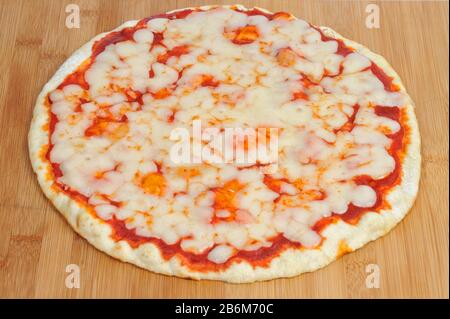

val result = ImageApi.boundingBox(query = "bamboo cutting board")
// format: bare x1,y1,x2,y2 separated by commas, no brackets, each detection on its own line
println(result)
0,0,448,298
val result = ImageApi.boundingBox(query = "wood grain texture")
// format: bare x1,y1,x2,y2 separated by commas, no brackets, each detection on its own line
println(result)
0,0,448,299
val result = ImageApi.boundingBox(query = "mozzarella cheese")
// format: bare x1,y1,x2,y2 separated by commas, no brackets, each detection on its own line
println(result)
48,7,406,264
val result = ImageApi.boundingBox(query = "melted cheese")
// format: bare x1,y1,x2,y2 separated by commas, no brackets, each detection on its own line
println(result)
48,7,407,264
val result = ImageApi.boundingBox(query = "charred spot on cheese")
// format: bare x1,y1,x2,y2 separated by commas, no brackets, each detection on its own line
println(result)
43,6,411,270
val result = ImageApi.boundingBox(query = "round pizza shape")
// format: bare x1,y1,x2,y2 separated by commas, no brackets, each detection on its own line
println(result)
29,5,421,283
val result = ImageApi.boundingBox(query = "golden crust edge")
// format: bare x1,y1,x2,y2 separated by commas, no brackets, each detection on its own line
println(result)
28,5,421,283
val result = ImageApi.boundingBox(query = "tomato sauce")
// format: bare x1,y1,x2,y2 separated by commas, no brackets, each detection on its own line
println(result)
157,45,190,63
314,105,405,231
370,62,400,92
334,104,360,133
313,26,354,57
109,216,300,271
44,7,409,271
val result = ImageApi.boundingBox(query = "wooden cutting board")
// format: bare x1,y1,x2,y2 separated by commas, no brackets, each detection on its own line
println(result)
0,0,448,298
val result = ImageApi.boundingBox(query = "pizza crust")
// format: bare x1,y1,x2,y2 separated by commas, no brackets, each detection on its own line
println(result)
28,5,421,283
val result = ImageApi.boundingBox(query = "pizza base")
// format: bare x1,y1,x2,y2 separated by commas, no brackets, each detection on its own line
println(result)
28,5,421,283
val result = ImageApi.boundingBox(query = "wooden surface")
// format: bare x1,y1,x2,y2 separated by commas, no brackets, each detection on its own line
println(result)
0,0,448,299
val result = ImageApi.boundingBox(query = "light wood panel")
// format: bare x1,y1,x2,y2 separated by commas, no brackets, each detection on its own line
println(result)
0,0,448,298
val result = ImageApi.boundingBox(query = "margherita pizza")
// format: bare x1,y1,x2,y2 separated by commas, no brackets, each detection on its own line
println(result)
29,5,421,282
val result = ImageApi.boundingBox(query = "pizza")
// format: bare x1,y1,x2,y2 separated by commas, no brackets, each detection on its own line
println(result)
29,5,421,283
